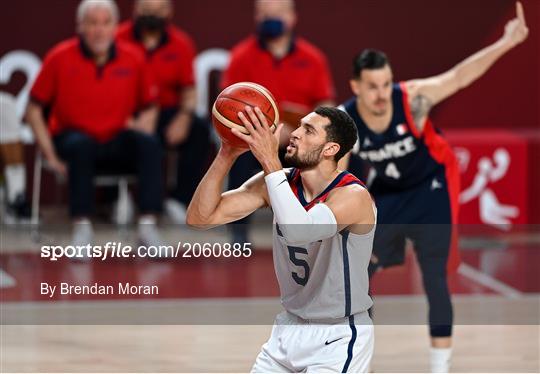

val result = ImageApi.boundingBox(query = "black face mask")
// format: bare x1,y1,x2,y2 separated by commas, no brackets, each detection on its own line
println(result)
134,15,167,34
257,18,286,40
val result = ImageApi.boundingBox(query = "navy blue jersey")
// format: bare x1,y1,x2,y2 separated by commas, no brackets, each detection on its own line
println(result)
341,83,457,193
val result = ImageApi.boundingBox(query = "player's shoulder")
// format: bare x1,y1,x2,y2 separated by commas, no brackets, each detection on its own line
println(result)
327,173,370,200
294,37,328,62
338,97,357,114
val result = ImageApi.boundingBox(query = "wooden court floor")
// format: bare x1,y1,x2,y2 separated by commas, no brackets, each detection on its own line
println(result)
1,299,538,372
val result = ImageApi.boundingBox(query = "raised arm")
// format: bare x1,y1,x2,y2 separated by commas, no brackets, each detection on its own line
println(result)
186,144,268,229
405,1,529,130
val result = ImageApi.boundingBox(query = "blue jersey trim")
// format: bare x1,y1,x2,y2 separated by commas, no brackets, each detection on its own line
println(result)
296,171,348,207
341,230,352,317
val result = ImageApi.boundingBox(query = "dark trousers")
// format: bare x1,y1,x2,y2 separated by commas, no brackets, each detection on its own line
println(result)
54,129,163,217
157,108,213,206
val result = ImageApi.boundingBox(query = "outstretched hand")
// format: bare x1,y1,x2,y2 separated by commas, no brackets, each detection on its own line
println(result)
503,2,529,47
231,106,284,174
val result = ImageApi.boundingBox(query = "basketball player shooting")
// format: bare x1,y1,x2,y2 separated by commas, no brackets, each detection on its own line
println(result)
187,106,377,372
340,2,529,372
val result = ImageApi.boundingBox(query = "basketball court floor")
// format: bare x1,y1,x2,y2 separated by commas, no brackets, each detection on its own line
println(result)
1,210,538,372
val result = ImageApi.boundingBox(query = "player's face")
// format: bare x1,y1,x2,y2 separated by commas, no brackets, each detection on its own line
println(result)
78,6,116,55
285,113,335,169
255,0,296,33
350,65,393,116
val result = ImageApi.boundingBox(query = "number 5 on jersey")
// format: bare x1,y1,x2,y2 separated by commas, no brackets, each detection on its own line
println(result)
288,246,310,286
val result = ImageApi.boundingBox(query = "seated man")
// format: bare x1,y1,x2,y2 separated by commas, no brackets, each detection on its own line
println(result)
117,0,214,223
0,91,31,223
221,0,335,243
25,0,163,248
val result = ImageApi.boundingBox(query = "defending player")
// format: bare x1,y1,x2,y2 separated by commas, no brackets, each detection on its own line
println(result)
187,106,376,372
339,2,529,372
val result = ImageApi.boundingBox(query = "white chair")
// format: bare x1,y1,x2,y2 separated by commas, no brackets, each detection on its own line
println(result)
31,150,136,230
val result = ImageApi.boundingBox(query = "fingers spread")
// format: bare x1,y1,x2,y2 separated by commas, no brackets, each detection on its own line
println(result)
254,107,270,132
231,128,251,143
238,111,256,135
245,106,262,131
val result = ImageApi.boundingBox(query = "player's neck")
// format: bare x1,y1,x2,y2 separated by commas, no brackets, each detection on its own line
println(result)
298,163,340,201
356,98,393,134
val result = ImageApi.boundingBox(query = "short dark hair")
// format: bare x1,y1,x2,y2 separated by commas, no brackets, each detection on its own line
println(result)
352,49,390,78
314,106,358,161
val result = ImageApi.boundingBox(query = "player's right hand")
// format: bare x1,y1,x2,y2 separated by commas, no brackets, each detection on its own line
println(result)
502,2,529,47
219,139,249,159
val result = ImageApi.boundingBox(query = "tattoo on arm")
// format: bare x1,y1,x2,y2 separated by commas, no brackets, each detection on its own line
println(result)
410,94,433,131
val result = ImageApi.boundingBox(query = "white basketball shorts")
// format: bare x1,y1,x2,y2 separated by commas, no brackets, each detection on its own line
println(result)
251,311,374,373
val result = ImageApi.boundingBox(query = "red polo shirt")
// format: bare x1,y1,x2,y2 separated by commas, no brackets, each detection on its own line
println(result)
222,35,335,110
117,21,196,108
30,37,157,143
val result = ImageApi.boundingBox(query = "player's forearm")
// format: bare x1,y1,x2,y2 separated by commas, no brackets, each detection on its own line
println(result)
25,102,57,161
186,148,237,228
452,38,513,91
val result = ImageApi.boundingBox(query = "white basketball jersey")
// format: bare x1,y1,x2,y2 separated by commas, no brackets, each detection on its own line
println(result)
272,169,375,320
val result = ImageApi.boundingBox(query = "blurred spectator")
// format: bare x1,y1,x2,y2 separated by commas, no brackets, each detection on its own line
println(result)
221,0,336,243
25,0,163,249
0,91,31,223
117,0,214,224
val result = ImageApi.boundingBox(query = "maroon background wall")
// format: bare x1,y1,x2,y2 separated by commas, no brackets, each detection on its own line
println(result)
1,0,539,129
1,0,538,222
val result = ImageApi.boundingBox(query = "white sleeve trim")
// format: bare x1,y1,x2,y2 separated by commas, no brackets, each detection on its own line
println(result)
264,170,338,246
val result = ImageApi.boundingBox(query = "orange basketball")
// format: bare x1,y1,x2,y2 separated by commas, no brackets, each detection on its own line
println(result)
212,82,279,148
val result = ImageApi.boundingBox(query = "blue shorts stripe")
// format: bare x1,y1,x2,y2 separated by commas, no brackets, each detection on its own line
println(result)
342,315,357,373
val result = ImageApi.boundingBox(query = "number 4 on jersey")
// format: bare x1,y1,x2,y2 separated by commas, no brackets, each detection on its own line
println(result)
385,162,401,179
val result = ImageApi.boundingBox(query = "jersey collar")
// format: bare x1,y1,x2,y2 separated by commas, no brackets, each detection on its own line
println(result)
296,171,348,207
257,34,297,59
78,36,117,64
131,21,170,53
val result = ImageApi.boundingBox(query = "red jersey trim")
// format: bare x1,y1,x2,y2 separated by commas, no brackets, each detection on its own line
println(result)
399,81,422,139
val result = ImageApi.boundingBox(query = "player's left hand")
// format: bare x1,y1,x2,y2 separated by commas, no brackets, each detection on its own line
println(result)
232,106,284,173
502,2,529,47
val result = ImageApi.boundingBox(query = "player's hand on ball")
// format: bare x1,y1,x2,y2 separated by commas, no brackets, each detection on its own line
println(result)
503,2,529,47
219,139,249,159
232,106,284,172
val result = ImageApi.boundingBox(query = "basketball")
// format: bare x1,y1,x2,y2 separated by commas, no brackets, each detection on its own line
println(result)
212,82,280,148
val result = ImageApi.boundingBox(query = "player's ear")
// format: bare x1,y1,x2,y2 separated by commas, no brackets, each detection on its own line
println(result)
324,142,340,158
350,79,360,96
